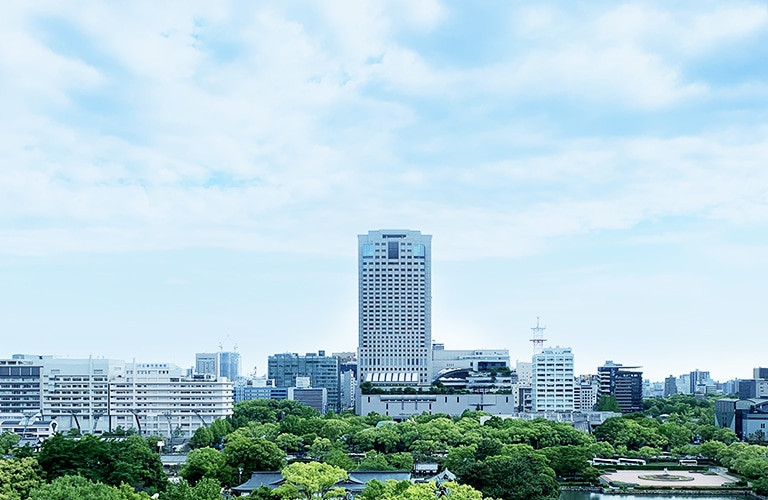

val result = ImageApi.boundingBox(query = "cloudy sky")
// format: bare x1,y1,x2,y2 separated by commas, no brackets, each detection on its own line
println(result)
2,1,768,383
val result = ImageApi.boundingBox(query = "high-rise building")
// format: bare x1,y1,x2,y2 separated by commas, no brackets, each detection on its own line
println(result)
196,351,241,382
598,361,643,413
755,368,768,380
664,375,677,397
219,352,242,382
531,347,574,412
267,351,340,411
689,369,710,394
358,229,432,387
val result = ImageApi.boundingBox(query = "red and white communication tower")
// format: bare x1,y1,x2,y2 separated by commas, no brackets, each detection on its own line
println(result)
530,317,547,354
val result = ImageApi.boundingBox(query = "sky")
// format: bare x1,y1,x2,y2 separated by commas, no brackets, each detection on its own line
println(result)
2,1,768,383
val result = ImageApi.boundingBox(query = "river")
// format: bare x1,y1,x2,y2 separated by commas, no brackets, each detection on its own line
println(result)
560,492,747,500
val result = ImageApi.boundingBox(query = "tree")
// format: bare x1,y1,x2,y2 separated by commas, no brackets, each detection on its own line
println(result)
275,433,303,453
28,475,151,500
360,480,484,500
189,426,213,449
0,456,43,500
0,432,20,455
223,431,285,476
36,433,165,492
754,476,768,496
179,447,228,485
385,452,414,471
443,445,477,477
539,445,592,479
596,395,621,412
275,462,347,500
460,450,559,500
107,435,167,492
159,478,221,500
356,451,394,471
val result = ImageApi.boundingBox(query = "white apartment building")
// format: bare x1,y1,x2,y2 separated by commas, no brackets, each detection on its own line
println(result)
531,347,574,412
358,230,432,387
6,356,233,439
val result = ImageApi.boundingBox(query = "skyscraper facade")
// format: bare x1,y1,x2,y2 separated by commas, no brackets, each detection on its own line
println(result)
358,229,432,387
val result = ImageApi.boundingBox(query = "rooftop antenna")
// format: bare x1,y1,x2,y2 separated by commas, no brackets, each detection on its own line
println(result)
530,317,547,354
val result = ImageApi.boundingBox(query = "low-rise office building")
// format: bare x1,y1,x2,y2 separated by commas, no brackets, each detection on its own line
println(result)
357,392,518,420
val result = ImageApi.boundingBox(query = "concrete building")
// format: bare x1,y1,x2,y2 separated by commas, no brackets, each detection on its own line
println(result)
0,358,43,416
431,344,510,381
4,355,233,439
738,379,768,399
690,369,711,394
358,229,432,387
598,361,643,414
716,398,768,441
195,351,242,382
358,393,518,420
514,361,533,412
531,347,574,412
574,375,600,411
755,368,768,380
332,352,357,410
267,351,340,411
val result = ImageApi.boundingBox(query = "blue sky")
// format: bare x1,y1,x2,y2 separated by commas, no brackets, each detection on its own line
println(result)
2,1,768,382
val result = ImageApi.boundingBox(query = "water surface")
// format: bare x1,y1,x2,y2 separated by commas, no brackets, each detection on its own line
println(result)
560,492,746,500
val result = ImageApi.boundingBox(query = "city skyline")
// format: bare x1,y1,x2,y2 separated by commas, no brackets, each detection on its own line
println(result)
2,2,768,382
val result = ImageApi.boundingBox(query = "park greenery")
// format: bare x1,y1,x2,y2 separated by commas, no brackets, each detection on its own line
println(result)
1,394,768,499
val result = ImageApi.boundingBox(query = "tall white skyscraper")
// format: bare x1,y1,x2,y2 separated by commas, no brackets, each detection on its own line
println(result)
531,346,574,412
358,229,432,387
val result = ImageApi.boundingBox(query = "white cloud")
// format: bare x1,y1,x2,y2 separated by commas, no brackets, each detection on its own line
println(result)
2,1,768,262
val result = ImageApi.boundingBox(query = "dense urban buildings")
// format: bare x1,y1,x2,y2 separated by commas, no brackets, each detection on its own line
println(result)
267,351,340,412
1,355,233,439
358,229,432,387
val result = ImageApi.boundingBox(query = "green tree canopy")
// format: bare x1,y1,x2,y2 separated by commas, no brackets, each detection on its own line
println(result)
596,395,621,412
275,462,347,500
0,433,20,455
159,478,222,500
459,449,559,500
179,447,228,485
361,480,483,500
27,475,151,500
223,431,285,476
0,456,43,500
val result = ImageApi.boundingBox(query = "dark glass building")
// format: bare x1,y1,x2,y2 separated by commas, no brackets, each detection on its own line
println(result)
598,361,643,414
